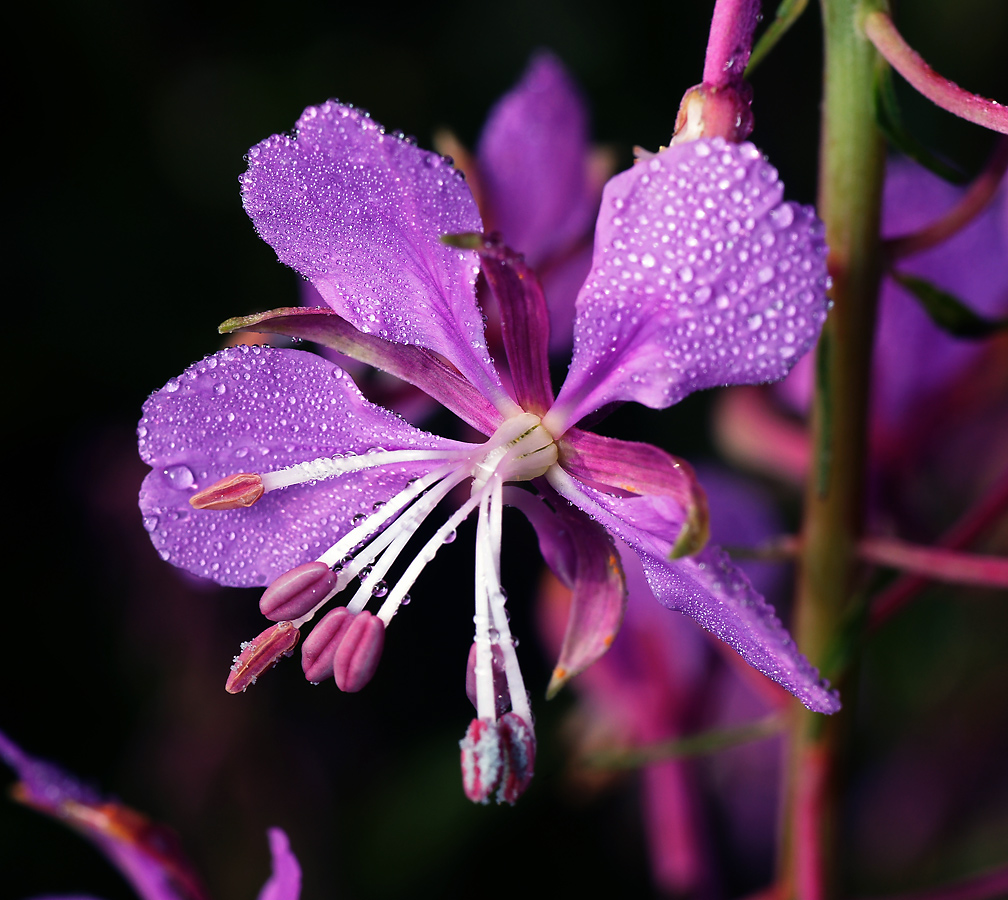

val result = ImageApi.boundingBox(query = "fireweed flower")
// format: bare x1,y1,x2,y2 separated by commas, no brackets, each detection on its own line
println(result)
139,100,838,803
0,729,301,900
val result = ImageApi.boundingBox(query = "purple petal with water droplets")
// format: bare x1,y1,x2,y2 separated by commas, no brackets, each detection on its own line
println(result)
138,346,469,587
478,54,597,268
548,138,830,433
546,473,839,713
241,101,509,406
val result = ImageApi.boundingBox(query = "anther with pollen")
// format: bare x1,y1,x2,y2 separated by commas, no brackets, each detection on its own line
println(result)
225,621,300,693
189,472,264,510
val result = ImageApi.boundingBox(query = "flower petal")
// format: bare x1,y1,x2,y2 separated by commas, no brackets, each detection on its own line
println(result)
471,235,555,414
546,138,830,434
241,101,511,407
477,54,597,268
504,486,627,697
257,829,302,900
220,306,503,435
545,469,839,713
138,346,470,587
0,730,211,900
557,428,709,557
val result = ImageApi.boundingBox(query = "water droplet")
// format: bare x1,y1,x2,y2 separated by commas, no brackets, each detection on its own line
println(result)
164,465,194,489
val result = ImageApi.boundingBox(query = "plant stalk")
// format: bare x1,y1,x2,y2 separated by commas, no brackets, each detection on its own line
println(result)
780,0,888,896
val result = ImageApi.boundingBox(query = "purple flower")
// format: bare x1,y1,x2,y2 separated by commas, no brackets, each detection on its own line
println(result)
0,730,301,900
138,100,837,802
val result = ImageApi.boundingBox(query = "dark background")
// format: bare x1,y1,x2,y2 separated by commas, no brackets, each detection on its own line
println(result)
5,1,1006,898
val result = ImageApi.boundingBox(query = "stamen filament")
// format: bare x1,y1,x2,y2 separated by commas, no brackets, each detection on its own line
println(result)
376,491,484,625
260,448,471,493
345,470,470,615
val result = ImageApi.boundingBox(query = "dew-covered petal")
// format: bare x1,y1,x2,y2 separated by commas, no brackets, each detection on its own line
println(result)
558,428,709,557
257,829,302,900
545,470,839,713
220,306,504,435
138,346,471,588
546,138,830,434
504,486,626,697
0,730,211,900
473,235,555,414
241,101,510,406
477,54,597,269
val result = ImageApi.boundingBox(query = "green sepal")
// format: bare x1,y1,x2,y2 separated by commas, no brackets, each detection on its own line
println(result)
891,271,1008,339
747,0,809,75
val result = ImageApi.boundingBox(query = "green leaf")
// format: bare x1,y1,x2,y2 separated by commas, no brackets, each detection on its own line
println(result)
747,0,809,74
583,714,784,770
890,271,1008,338
873,62,968,184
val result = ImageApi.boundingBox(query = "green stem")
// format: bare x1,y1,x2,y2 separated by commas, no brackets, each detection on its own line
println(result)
781,1,888,897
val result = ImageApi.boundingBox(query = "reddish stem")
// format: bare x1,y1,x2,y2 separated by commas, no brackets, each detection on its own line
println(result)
703,0,763,87
862,11,1008,134
871,471,1008,628
860,536,1008,589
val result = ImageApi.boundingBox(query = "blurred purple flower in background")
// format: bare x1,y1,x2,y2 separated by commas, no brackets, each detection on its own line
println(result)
538,466,791,895
0,730,301,900
138,94,835,803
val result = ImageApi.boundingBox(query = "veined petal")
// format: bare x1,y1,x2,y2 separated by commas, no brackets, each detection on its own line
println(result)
220,306,503,435
545,468,839,713
471,235,555,415
546,139,830,435
504,487,627,697
477,54,597,267
138,346,470,587
241,101,513,408
557,428,709,557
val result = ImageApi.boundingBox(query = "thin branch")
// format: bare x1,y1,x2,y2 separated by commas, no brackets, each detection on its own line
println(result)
886,139,1008,261
871,471,1008,628
582,714,784,770
859,536,1008,589
862,11,1008,135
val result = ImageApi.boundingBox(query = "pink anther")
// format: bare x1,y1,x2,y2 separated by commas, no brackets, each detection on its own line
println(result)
260,562,338,621
225,621,300,693
332,611,385,693
300,607,354,683
190,472,264,510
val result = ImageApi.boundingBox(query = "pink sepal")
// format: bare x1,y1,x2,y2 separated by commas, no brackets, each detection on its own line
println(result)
260,562,338,621
226,621,300,693
464,642,510,717
301,607,354,683
333,611,385,692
